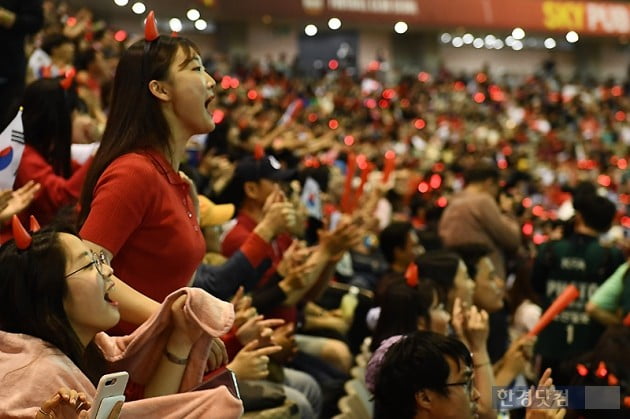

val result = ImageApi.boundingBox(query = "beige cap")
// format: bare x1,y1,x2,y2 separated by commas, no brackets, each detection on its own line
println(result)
198,195,235,227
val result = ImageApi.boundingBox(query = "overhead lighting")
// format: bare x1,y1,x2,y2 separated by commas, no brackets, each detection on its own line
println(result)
494,39,504,49
473,38,484,49
131,2,145,14
394,21,408,34
195,19,207,31
328,17,341,30
462,33,474,44
544,38,556,49
512,27,525,40
566,31,579,43
187,9,200,21
305,24,318,36
440,33,452,44
114,0,128,6
452,37,463,48
505,36,515,47
169,17,182,32
512,40,524,50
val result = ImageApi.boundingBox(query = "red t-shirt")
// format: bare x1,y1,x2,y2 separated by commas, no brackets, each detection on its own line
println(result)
15,145,93,226
80,150,205,334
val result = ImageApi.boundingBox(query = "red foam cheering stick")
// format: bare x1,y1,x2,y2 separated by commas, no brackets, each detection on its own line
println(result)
382,150,396,184
527,284,580,337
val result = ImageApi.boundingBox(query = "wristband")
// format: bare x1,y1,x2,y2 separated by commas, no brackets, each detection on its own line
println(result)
473,361,491,368
164,349,188,365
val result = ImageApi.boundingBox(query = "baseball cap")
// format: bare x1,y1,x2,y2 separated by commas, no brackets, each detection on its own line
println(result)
234,155,296,183
198,195,235,227
218,155,296,208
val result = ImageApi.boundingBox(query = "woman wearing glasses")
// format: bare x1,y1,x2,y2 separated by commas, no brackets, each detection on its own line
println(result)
0,218,242,417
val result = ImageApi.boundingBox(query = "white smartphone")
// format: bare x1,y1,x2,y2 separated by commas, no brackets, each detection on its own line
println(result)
89,371,129,419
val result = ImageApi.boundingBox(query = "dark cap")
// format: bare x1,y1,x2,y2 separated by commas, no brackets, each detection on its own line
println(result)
217,155,296,208
234,155,296,183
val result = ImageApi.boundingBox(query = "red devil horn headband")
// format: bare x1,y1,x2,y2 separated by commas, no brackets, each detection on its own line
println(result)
11,214,42,250
405,262,419,288
29,215,41,232
12,215,32,250
145,10,159,41
59,68,76,90
253,143,265,160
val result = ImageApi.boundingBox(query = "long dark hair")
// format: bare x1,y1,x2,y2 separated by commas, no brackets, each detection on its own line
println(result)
78,36,200,226
22,78,77,178
0,226,106,385
371,280,439,352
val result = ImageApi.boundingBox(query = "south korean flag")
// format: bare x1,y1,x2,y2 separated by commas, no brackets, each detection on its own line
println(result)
0,109,25,189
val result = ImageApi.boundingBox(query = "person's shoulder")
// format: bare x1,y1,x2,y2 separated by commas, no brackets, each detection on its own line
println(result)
104,152,157,179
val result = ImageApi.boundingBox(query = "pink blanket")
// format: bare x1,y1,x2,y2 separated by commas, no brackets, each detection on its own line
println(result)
0,288,243,418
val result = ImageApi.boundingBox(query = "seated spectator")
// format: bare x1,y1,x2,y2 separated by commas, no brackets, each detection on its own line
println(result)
35,33,75,79
375,221,423,294
0,217,242,417
371,280,450,352
371,330,480,419
450,243,508,362
416,250,476,312
15,77,94,226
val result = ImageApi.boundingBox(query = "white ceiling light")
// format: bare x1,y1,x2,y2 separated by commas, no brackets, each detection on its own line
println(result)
473,38,484,49
114,0,128,6
169,17,182,32
566,31,579,43
512,40,524,50
512,27,525,40
305,24,318,36
505,36,515,47
544,38,556,49
187,9,200,21
394,21,408,34
328,17,341,30
452,37,463,48
440,33,452,43
131,2,145,14
195,19,208,31
494,39,504,49
462,33,474,44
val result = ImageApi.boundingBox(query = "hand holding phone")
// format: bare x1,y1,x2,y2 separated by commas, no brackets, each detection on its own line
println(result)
89,372,128,419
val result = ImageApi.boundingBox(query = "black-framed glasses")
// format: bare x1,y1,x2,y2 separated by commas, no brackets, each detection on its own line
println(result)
65,251,109,279
445,376,474,396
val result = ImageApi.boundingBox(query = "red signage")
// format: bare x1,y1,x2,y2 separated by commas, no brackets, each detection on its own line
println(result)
206,0,630,36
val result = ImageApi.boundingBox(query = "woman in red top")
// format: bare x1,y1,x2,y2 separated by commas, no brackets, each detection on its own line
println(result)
15,77,93,226
78,12,218,335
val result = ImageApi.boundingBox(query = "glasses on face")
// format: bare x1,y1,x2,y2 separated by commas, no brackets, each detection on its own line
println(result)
444,376,474,396
65,251,110,279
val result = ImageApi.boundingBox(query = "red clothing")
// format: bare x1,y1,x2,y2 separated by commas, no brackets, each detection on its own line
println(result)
80,150,205,334
15,145,93,225
222,212,296,322
222,212,293,285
